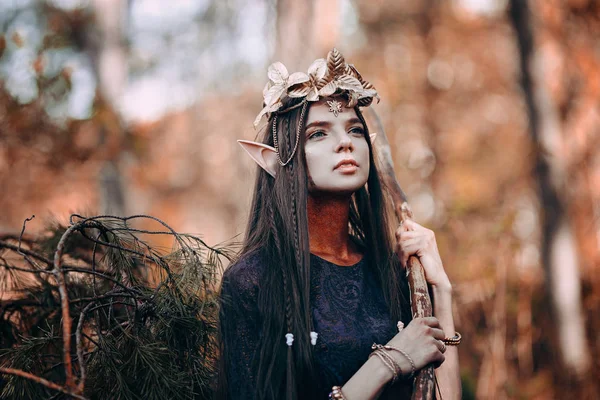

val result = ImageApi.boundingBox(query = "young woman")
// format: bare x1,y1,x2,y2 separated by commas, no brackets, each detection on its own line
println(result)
217,49,461,399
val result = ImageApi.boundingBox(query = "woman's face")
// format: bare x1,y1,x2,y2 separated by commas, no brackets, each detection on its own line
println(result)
304,100,370,195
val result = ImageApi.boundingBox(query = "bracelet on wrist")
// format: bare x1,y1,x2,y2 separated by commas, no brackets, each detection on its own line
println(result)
372,343,416,379
329,386,346,399
442,332,462,346
369,348,401,384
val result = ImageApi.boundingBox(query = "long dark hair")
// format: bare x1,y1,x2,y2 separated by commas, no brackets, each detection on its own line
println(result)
219,96,408,399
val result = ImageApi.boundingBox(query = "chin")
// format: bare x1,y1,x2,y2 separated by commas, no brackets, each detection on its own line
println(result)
307,174,369,195
309,183,367,196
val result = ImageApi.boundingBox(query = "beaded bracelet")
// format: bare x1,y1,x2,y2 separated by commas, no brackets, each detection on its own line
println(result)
442,332,462,346
369,349,401,384
372,343,416,379
329,386,346,399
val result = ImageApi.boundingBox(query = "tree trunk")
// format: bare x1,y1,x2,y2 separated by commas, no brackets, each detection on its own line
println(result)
509,0,590,378
91,0,128,216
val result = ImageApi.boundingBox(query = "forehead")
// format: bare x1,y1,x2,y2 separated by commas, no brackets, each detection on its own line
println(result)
305,100,358,124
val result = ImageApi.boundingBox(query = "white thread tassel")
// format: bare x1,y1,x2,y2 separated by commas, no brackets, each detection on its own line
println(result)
397,321,404,332
285,333,294,346
310,331,318,345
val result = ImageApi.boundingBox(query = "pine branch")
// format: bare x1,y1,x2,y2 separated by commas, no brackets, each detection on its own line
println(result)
1,213,236,399
0,367,87,400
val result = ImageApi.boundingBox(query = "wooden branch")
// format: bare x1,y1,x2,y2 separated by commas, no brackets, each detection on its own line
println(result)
52,223,80,391
406,257,436,398
0,367,88,400
0,240,82,271
76,302,94,393
367,108,435,399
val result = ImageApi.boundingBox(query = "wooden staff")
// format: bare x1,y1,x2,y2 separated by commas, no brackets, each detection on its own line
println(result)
366,108,435,399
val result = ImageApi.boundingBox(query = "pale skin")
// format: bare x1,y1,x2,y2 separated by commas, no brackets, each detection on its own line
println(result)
239,99,461,399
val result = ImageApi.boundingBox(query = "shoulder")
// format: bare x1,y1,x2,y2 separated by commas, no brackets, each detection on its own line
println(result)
221,251,265,297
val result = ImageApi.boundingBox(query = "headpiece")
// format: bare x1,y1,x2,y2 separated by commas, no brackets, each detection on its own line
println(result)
253,48,380,128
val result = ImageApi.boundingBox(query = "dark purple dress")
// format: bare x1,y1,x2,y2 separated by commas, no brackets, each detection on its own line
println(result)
219,251,413,399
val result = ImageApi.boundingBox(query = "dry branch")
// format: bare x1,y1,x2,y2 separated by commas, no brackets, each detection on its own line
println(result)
0,367,87,400
53,223,84,391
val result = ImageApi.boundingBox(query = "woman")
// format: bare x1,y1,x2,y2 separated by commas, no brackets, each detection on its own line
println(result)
217,49,461,399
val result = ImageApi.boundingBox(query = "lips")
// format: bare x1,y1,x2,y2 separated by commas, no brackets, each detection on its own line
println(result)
334,159,359,170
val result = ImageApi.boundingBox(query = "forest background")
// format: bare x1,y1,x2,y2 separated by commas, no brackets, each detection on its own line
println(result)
1,0,599,399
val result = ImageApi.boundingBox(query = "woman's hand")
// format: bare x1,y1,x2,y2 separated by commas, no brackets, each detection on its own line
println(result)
395,219,450,289
386,317,447,374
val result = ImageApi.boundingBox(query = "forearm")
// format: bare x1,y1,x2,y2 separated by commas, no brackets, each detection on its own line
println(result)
432,284,461,400
340,354,392,400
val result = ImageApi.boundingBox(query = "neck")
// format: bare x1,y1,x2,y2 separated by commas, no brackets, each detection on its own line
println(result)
307,193,360,264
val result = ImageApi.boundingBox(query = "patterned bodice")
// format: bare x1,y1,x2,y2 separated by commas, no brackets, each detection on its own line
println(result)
219,252,412,399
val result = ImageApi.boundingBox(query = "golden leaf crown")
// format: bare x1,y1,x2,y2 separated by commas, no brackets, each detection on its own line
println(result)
254,48,380,128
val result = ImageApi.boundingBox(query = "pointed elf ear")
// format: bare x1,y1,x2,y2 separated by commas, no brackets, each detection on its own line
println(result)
237,140,278,177
370,133,377,143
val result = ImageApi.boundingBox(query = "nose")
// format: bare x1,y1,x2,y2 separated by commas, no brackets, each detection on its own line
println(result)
335,133,354,153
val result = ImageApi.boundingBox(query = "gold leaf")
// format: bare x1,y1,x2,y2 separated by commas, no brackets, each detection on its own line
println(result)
262,81,271,98
267,62,289,84
358,97,374,107
288,83,311,98
326,48,346,78
318,81,338,97
263,83,286,107
362,81,376,91
316,78,328,90
347,92,359,108
308,59,327,81
269,101,283,111
253,101,283,128
306,88,320,102
346,64,364,83
287,72,310,87
360,88,379,99
347,63,376,91
254,105,270,127
335,74,364,91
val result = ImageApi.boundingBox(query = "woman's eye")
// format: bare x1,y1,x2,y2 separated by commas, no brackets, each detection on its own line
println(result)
308,131,326,139
349,127,365,136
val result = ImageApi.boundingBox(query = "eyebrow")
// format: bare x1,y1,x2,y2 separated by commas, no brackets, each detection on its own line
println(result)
305,118,364,131
305,121,332,130
346,117,363,126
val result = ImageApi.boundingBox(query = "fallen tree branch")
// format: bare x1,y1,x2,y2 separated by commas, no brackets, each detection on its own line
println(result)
0,367,88,400
52,223,80,391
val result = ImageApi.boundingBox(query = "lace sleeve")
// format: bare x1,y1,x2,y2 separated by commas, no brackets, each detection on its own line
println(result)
219,257,262,400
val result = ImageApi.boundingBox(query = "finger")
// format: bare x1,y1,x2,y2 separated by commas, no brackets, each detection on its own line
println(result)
395,224,410,238
398,232,431,246
398,237,421,249
420,317,441,328
396,230,422,241
398,241,421,257
431,328,446,341
398,251,408,267
402,219,420,231
434,339,446,353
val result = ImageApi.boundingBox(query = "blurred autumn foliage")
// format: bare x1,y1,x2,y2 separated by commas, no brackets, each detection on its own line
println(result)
1,0,599,399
